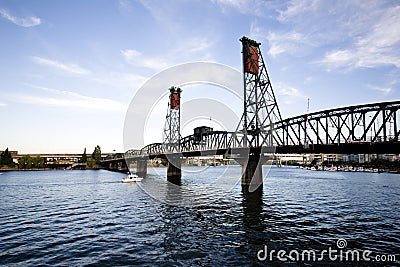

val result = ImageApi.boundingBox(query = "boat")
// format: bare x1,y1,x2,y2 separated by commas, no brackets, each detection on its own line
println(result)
121,173,143,183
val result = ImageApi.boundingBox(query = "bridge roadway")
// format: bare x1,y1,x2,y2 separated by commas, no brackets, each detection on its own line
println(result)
125,100,400,158
103,141,400,167
101,100,400,179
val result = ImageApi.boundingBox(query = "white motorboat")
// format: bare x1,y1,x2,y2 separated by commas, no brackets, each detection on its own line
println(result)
121,173,143,183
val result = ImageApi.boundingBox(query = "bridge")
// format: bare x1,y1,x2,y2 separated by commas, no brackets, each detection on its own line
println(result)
102,36,400,191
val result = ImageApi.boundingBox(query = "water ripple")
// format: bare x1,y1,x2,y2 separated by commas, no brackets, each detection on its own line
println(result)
0,168,399,266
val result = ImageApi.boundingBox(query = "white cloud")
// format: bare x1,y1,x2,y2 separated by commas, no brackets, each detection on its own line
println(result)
276,82,302,96
170,36,215,62
319,5,400,69
211,0,279,16
121,49,169,71
121,49,141,59
136,1,216,57
276,0,382,36
121,37,214,71
11,85,126,112
268,31,312,57
259,0,400,70
277,0,319,22
91,71,147,91
318,50,355,69
368,85,393,95
274,81,307,105
268,0,400,70
0,8,41,27
250,22,314,57
32,56,91,75
175,37,213,55
118,0,132,10
0,102,7,107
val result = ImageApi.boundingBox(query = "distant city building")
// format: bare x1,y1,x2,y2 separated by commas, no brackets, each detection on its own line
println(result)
341,154,365,163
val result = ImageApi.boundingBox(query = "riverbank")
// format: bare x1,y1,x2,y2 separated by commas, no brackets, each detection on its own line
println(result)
300,165,400,174
0,166,105,172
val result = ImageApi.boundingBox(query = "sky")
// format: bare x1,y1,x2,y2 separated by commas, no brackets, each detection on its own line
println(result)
0,0,399,153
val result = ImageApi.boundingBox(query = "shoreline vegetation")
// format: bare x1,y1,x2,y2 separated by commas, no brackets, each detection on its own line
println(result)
0,146,103,172
295,158,400,174
0,166,104,172
2,146,400,175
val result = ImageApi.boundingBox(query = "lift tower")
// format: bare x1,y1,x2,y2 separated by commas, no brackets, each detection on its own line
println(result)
163,86,182,151
238,36,282,190
240,36,282,147
163,86,182,185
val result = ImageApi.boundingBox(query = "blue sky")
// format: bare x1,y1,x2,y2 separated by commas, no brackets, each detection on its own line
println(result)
0,0,399,153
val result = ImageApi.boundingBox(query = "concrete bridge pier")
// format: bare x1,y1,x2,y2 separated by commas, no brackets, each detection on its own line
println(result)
105,160,128,173
108,162,116,170
235,153,264,192
167,156,181,185
137,159,147,177
120,160,128,172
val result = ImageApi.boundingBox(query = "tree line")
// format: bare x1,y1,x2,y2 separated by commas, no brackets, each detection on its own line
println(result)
78,145,102,168
0,146,102,169
0,148,14,168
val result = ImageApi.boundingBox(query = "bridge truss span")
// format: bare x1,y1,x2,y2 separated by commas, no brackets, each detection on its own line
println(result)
271,101,400,149
120,36,400,179
123,100,400,159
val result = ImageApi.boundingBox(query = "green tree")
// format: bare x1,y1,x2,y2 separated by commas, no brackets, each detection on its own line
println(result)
18,155,32,169
80,148,87,163
91,145,102,164
86,158,95,168
0,148,13,167
32,156,44,168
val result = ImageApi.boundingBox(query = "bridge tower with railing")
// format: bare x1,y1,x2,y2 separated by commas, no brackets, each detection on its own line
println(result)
163,86,182,149
240,36,282,147
163,86,183,184
236,36,282,190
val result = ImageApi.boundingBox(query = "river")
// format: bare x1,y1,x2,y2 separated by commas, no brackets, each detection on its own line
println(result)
0,166,399,266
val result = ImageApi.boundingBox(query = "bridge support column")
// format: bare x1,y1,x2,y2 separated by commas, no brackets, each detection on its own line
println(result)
167,156,181,185
137,159,147,177
235,153,264,192
110,162,118,170
120,160,128,172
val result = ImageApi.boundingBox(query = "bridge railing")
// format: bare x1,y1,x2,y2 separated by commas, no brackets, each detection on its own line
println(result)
124,149,141,158
124,101,400,158
268,101,400,147
180,131,264,152
124,131,255,159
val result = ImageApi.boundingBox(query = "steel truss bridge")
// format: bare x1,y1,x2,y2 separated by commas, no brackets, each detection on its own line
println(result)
103,36,400,186
124,100,400,160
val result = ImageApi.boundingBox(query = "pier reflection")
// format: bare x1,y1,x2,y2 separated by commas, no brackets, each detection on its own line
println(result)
241,186,263,229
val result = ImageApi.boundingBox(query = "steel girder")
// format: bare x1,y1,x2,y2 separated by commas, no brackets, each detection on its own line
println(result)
271,101,400,147
123,101,400,159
